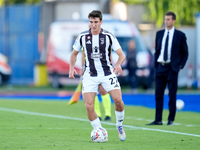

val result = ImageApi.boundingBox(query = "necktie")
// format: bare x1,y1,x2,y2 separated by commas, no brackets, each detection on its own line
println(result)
164,31,169,61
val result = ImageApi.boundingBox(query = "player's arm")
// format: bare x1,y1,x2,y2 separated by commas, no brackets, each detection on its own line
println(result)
80,51,85,76
69,49,79,79
113,48,125,75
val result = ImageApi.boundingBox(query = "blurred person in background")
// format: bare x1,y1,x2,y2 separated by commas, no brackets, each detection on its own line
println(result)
126,39,138,93
146,11,188,126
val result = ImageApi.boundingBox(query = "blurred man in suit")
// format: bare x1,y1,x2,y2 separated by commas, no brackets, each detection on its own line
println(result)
146,11,188,126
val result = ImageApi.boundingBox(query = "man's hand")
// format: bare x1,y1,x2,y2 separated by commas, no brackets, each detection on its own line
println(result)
69,68,78,79
113,48,125,75
113,64,122,75
69,50,79,78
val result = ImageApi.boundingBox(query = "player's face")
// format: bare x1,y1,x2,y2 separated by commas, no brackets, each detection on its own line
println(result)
164,15,175,30
89,17,102,35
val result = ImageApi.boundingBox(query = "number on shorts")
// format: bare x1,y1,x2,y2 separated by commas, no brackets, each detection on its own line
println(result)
109,77,118,85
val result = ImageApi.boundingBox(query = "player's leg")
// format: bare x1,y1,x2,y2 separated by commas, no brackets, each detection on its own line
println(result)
108,89,124,124
83,92,102,128
101,74,126,141
82,76,102,129
109,89,126,141
99,85,111,121
94,95,102,120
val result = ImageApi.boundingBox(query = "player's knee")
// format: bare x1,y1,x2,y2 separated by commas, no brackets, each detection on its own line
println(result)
113,97,123,106
85,103,94,111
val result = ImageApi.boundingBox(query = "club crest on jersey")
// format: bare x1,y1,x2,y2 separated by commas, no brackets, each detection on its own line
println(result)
100,38,104,44
91,46,102,59
87,36,91,39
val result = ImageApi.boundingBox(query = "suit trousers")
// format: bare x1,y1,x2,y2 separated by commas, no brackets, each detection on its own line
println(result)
155,63,178,122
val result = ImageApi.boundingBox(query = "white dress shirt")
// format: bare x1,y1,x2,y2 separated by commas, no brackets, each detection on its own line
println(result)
157,27,175,63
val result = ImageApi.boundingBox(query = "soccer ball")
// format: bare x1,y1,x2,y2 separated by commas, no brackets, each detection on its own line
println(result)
91,127,108,143
176,99,184,110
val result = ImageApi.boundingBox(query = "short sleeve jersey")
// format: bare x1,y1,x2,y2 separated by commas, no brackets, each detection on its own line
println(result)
73,28,121,77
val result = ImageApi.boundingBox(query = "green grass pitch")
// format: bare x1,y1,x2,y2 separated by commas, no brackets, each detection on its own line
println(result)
0,99,199,150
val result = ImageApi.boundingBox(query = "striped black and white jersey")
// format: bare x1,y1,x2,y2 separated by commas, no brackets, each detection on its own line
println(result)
73,28,121,77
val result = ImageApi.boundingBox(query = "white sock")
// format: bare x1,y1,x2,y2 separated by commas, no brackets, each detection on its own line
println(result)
115,110,125,126
90,117,102,129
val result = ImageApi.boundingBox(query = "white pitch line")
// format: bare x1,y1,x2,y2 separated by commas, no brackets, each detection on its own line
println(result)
126,116,200,127
0,107,200,138
0,127,133,130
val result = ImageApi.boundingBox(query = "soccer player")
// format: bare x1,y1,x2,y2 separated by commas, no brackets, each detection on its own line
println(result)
69,10,126,141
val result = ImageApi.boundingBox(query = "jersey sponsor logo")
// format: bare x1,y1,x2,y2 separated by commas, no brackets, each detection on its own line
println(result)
91,53,102,59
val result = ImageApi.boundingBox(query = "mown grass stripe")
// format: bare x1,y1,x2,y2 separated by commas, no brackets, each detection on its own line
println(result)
0,107,200,138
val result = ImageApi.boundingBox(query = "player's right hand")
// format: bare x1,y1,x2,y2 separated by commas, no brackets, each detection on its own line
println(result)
69,68,78,79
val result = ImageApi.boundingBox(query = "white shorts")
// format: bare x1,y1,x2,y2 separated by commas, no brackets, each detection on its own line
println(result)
82,73,121,93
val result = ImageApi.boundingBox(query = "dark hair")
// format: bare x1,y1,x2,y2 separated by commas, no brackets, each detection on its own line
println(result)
88,10,102,21
165,11,176,20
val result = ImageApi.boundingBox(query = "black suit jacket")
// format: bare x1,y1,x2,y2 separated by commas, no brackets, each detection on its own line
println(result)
154,29,188,72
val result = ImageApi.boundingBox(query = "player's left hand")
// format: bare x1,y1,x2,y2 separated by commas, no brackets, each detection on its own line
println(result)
113,65,122,75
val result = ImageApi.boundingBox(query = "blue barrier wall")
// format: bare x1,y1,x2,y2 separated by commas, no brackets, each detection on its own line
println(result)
0,5,40,84
0,8,5,54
